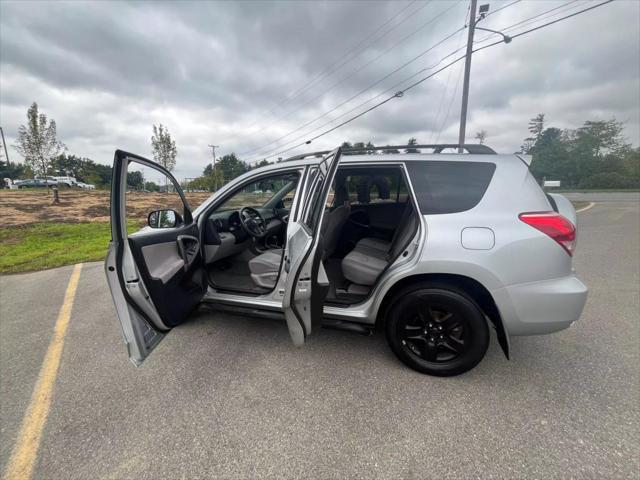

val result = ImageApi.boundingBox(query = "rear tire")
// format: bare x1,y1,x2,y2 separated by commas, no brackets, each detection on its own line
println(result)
385,285,489,376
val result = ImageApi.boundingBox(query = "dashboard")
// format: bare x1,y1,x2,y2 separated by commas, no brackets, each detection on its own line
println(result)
203,207,287,265
204,207,285,248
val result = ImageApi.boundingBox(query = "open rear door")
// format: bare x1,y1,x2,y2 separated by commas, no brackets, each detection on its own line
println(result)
105,150,207,365
282,148,342,346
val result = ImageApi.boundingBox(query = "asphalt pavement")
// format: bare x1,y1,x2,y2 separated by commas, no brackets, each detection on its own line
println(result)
1,194,638,479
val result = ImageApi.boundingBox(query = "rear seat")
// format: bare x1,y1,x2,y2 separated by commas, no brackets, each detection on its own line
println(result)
341,203,417,286
356,237,390,253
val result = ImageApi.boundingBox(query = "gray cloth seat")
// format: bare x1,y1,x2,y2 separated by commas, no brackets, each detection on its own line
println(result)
341,247,388,286
342,203,417,286
355,237,390,254
321,184,350,258
248,249,282,288
248,185,351,290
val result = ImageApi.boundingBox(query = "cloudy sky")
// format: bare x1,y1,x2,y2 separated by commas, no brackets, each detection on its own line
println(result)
1,0,638,180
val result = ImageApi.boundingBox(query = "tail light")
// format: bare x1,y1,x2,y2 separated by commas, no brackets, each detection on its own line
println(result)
519,211,576,256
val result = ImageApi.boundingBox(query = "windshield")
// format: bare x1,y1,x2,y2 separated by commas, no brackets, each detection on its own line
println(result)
215,172,300,212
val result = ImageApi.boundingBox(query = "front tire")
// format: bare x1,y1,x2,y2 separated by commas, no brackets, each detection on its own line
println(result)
385,286,489,376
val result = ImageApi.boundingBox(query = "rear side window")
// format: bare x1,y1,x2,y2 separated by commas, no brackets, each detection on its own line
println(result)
332,167,408,206
406,161,496,214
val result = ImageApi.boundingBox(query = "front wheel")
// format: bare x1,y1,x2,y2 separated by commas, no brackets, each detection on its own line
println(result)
385,286,489,376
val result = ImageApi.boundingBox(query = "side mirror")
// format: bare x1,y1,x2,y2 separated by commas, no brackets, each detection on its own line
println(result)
148,209,182,229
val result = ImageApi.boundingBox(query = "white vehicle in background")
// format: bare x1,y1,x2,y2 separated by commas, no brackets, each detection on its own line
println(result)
54,175,77,187
34,176,59,186
77,181,96,190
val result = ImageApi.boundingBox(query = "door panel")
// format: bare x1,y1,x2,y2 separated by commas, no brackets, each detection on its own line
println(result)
282,148,341,345
105,150,206,365
127,223,206,328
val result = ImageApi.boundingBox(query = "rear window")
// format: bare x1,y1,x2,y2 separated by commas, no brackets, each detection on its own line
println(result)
406,161,496,214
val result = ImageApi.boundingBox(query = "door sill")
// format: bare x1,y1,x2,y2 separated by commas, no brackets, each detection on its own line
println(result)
200,302,373,335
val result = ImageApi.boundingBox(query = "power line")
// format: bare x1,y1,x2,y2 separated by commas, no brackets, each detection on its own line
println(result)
247,49,463,164
484,0,522,18
473,0,614,54
238,0,465,157
247,0,550,160
246,37,470,164
248,0,615,162
276,0,426,107
428,27,467,143
474,0,583,44
247,54,469,162
224,0,424,145
241,20,466,158
435,59,465,143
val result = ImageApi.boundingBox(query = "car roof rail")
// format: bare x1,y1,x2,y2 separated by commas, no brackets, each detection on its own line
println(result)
282,143,496,161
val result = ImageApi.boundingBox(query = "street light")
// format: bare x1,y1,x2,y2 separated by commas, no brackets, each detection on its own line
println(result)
475,4,512,44
475,26,512,43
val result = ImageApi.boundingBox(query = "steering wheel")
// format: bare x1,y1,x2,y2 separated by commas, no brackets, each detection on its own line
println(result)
239,207,268,238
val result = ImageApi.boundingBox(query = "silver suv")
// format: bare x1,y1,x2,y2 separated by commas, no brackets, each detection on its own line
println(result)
105,144,588,376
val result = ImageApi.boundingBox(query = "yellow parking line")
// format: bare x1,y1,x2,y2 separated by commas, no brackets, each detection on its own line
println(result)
3,263,83,480
576,201,596,213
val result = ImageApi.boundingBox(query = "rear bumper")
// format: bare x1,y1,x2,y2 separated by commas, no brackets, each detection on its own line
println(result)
492,274,588,336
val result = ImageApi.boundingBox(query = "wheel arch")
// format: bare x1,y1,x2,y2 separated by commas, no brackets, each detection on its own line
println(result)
376,273,510,359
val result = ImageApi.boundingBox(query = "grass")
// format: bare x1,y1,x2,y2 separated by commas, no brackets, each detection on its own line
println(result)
0,221,142,274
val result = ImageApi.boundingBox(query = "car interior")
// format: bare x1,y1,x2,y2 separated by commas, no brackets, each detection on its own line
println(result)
203,165,419,304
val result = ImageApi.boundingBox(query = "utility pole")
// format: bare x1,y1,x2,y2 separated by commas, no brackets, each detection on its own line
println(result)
0,126,9,167
457,4,510,153
458,0,478,153
208,144,219,190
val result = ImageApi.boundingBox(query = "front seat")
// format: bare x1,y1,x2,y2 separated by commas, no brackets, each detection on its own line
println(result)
320,185,350,259
249,249,282,289
248,185,351,289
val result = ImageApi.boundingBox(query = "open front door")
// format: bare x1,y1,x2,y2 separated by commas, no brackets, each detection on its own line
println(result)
105,150,207,365
282,148,342,346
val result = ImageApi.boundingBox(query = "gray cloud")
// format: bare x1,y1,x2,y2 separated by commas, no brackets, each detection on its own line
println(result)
1,0,638,178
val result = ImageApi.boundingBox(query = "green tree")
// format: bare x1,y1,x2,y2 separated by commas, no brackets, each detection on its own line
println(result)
151,124,177,173
405,137,419,153
194,162,225,192
216,153,248,184
474,130,488,145
521,113,545,153
527,117,638,189
127,171,144,190
144,181,160,192
382,145,400,154
50,153,112,188
0,159,26,183
13,102,66,189
365,141,376,154
342,141,366,156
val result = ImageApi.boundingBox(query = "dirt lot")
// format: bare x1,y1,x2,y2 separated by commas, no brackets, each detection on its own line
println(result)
0,189,213,227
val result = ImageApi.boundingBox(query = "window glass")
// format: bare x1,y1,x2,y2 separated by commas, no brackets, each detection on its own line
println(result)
406,161,496,214
126,162,186,235
215,172,299,212
302,167,324,231
332,167,406,206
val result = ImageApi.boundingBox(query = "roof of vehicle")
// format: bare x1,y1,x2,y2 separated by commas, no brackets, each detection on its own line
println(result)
248,144,529,174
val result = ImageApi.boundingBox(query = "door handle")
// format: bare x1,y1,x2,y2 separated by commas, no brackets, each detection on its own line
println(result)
177,235,199,271
284,255,291,273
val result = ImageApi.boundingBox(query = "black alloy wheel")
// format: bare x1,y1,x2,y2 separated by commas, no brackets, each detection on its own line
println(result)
385,286,489,376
